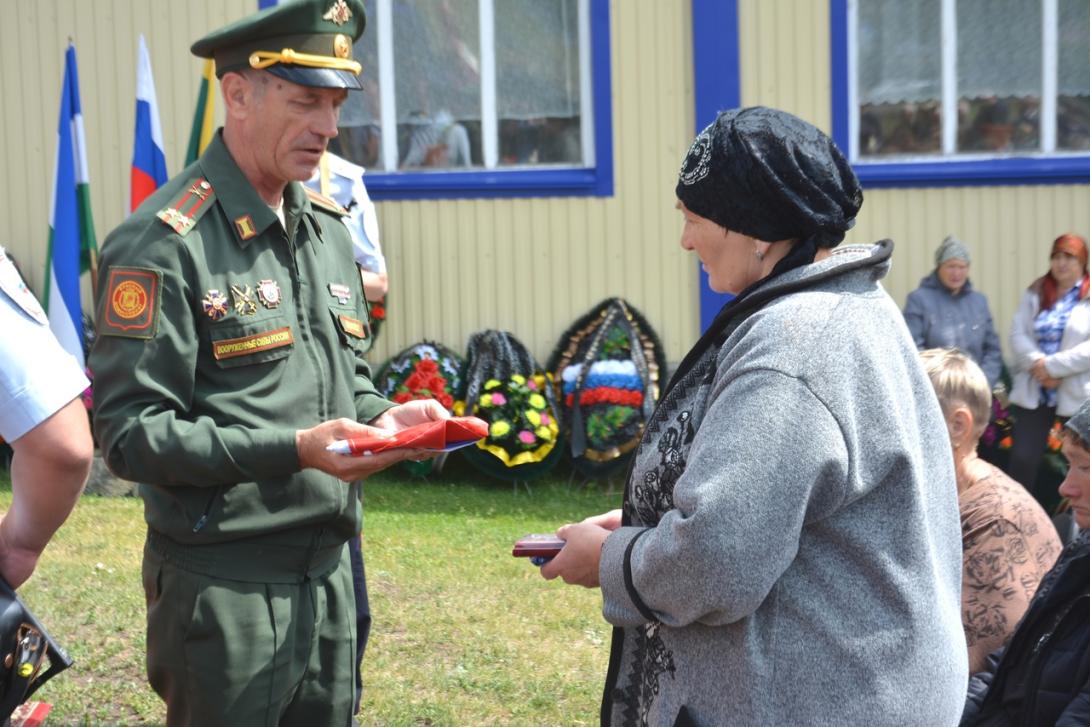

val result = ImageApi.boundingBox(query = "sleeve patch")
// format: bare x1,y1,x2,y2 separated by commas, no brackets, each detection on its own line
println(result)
100,267,161,339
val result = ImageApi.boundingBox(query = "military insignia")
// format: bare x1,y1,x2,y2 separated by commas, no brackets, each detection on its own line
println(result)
0,249,47,325
157,178,215,236
101,267,161,339
235,215,257,241
213,326,294,361
202,289,230,321
334,34,351,60
257,279,282,309
230,284,258,316
328,282,351,304
337,314,367,339
305,186,348,216
323,0,353,25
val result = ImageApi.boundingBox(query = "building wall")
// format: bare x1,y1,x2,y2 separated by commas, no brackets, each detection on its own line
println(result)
0,0,701,367
738,0,1090,356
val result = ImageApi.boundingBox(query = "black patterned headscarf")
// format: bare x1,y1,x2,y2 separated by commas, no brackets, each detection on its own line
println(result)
675,107,863,275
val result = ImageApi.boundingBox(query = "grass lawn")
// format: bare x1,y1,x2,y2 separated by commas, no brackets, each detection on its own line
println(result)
0,461,620,725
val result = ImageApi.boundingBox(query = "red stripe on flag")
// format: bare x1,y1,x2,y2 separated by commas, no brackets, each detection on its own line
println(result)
130,166,158,211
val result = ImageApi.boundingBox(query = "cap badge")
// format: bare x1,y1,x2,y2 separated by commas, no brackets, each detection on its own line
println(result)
257,279,282,309
328,282,352,305
334,34,352,60
230,284,258,316
202,289,230,321
323,0,353,26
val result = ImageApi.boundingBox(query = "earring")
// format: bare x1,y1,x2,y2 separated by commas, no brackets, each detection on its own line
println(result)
754,249,764,261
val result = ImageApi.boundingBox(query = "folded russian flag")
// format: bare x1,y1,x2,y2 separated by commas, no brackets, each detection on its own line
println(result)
327,416,488,457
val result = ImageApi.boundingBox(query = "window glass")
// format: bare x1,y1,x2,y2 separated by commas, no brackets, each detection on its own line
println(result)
332,0,381,168
956,0,1041,153
857,0,941,157
495,0,582,166
1058,0,1090,151
393,0,481,169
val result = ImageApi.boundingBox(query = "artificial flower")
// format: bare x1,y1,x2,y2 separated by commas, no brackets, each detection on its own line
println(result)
485,379,502,390
490,420,511,438
518,430,536,444
529,394,546,410
479,394,493,408
490,392,507,406
526,409,541,427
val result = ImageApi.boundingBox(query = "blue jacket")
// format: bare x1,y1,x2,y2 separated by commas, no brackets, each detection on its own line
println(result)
904,272,1004,388
962,532,1090,726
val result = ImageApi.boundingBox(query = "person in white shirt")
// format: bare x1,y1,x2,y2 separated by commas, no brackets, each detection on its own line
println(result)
0,247,92,588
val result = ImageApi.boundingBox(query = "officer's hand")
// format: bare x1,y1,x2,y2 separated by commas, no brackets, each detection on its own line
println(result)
295,418,432,481
369,399,449,432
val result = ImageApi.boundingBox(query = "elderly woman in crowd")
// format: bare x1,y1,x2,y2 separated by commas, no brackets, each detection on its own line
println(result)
920,348,1061,674
962,396,1090,725
538,107,967,726
1008,233,1090,507
905,236,1004,389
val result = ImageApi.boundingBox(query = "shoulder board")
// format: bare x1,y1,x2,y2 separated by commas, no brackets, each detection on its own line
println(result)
325,152,365,179
305,186,349,216
156,178,217,236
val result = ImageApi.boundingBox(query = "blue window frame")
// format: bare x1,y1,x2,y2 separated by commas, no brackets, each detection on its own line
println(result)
830,0,1090,188
263,0,611,200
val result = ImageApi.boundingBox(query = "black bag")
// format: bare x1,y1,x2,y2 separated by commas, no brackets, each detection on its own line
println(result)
0,577,72,724
547,298,667,478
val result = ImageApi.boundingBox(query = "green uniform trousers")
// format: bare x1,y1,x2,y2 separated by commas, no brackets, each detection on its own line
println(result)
142,540,356,727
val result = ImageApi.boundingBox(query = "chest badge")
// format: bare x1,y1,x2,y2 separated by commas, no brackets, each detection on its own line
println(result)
202,289,230,321
328,282,352,305
230,284,258,316
257,279,282,309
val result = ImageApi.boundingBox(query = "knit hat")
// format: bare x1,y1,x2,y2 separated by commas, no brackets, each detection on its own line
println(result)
935,235,971,266
1065,397,1090,443
675,107,862,248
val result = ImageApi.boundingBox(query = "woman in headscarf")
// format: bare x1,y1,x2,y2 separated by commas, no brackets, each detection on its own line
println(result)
1008,233,1090,509
539,107,967,726
904,236,1004,389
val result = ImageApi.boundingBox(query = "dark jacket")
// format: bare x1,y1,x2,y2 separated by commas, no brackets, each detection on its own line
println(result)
962,532,1090,726
903,272,1003,388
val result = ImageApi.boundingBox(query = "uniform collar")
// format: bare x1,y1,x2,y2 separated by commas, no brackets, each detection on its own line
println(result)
199,131,321,247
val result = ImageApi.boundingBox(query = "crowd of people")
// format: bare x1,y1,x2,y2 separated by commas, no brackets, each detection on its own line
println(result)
1,1,1089,725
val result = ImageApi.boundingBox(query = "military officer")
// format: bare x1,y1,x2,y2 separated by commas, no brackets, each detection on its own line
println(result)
89,1,445,725
309,151,388,304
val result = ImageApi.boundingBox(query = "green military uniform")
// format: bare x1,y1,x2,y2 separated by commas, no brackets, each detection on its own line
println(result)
89,2,378,725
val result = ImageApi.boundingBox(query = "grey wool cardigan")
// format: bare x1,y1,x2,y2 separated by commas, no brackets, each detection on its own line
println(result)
599,241,968,727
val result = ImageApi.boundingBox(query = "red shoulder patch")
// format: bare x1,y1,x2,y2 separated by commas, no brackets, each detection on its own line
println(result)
100,267,161,339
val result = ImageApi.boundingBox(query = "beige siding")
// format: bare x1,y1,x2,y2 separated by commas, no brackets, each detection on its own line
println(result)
858,186,1090,357
738,0,1090,358
0,0,246,319
0,0,700,367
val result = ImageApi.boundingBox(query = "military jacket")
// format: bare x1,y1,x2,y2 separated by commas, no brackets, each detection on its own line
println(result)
90,133,391,571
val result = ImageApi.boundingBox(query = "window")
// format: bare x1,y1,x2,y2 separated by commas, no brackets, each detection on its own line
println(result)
330,0,613,199
831,0,1090,186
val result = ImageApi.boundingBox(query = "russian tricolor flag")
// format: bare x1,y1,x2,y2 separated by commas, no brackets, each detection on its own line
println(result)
130,35,167,212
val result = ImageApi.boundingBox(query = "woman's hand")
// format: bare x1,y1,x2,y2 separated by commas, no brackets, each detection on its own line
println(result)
579,509,623,531
539,521,612,588
1030,358,1053,384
